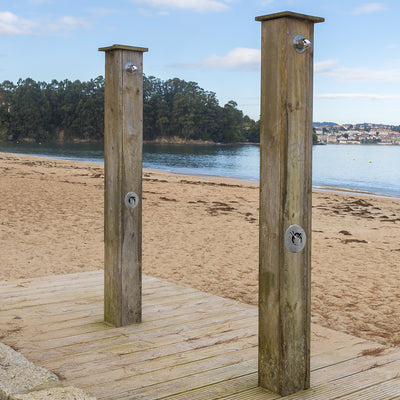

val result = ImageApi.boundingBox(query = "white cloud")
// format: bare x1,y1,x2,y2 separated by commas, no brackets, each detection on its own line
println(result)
315,59,400,83
325,66,400,82
57,16,90,30
316,93,400,100
175,51,400,82
352,2,386,14
138,7,154,16
0,11,37,35
0,10,98,36
173,47,260,71
131,0,231,12
39,15,91,34
314,59,339,74
203,47,261,70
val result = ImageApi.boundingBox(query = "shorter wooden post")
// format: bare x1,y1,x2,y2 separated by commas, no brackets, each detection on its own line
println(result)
256,12,323,396
99,44,148,327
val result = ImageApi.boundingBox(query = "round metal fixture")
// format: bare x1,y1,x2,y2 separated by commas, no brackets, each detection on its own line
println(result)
284,224,306,253
293,35,312,53
125,62,138,74
124,192,139,209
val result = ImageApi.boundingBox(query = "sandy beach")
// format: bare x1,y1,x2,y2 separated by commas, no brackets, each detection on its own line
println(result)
0,153,399,347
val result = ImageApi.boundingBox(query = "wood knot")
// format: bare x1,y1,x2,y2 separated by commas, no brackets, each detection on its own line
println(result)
287,101,301,112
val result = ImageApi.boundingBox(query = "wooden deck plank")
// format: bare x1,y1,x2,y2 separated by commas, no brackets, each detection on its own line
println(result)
70,347,257,390
21,324,257,367
1,271,399,400
0,282,188,304
1,290,223,342
0,290,225,324
312,348,400,386
37,320,256,374
219,387,279,400
104,361,258,400
7,295,255,346
337,377,400,399
0,279,200,311
0,270,103,291
0,269,102,283
160,374,261,400
310,341,386,371
0,271,172,297
1,301,251,339
290,359,400,399
8,309,257,365
222,360,400,399
53,336,257,380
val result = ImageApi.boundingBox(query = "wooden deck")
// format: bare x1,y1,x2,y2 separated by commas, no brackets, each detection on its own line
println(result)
0,270,399,399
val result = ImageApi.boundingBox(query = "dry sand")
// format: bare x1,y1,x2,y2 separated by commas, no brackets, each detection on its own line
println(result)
0,153,399,347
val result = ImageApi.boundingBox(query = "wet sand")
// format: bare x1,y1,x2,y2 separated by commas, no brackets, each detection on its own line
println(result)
0,153,399,346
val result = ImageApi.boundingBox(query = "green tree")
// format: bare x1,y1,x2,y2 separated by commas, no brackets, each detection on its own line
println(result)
0,75,259,144
10,79,52,141
312,128,318,145
0,80,15,140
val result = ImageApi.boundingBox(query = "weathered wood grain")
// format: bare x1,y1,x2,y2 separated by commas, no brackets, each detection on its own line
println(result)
100,45,148,327
256,12,323,396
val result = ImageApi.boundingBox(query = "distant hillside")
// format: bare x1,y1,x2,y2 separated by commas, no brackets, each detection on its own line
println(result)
313,122,337,127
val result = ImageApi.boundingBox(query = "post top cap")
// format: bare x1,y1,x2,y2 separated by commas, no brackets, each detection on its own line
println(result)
255,11,324,23
99,44,148,53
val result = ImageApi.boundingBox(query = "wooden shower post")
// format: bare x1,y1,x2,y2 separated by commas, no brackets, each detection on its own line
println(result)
255,12,323,395
99,44,148,327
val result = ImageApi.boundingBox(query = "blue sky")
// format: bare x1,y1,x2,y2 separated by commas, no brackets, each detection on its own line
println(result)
1,0,400,125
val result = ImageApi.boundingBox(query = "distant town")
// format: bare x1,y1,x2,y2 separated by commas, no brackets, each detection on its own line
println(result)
313,122,400,145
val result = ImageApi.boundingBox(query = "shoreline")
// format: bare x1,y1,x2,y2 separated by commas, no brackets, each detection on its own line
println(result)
1,151,399,199
2,137,400,146
1,153,399,347
312,185,400,200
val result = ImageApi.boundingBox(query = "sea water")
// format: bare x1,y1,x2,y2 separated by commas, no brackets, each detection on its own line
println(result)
0,142,398,197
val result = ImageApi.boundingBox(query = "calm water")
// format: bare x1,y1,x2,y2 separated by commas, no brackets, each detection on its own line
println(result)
0,142,399,197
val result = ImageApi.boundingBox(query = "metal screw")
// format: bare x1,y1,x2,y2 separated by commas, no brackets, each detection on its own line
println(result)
293,35,312,53
125,62,138,74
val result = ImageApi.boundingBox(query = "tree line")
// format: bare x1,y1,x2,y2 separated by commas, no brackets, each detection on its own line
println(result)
0,76,260,144
0,77,104,143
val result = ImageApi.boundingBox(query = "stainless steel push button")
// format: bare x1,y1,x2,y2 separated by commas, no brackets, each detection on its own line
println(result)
284,224,306,253
124,192,139,209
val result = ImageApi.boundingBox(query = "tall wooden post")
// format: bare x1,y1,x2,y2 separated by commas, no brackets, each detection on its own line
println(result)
99,44,148,327
256,12,323,396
